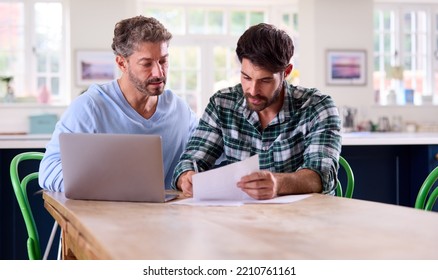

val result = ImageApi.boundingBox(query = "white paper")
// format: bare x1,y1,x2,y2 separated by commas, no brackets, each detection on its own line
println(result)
192,155,259,201
171,154,312,206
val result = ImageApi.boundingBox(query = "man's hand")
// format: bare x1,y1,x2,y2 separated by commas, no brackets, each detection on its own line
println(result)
237,171,278,200
176,171,196,197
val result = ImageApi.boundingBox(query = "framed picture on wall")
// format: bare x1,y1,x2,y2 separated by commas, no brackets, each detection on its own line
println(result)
75,50,118,86
326,49,367,86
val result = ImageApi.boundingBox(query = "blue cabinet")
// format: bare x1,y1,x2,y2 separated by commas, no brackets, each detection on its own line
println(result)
340,144,438,210
410,145,438,210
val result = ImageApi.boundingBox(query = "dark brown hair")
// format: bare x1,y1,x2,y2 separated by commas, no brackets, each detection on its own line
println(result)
236,23,294,73
111,16,172,57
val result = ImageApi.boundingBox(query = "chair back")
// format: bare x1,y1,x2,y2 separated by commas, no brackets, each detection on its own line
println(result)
10,152,45,260
415,166,438,211
336,156,355,198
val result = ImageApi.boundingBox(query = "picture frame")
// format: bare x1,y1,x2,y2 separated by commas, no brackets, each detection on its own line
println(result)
75,50,118,86
326,49,367,86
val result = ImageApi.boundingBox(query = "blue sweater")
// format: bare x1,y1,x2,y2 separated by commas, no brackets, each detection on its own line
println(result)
39,80,198,191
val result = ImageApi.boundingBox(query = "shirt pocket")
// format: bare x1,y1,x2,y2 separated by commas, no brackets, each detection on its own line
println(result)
272,137,304,172
223,136,252,162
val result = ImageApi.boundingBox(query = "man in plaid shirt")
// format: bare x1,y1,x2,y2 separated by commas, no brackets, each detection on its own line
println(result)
172,23,342,200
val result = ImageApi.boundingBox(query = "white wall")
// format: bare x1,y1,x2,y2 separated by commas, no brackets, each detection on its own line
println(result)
69,0,137,99
1,0,437,134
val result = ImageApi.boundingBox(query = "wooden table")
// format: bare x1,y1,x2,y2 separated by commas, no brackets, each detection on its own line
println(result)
43,191,438,260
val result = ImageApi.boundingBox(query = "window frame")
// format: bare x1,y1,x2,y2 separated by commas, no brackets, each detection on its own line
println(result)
374,2,438,106
138,1,298,115
0,0,69,105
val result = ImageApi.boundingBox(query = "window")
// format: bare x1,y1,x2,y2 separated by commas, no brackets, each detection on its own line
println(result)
0,0,67,104
374,3,438,106
138,1,299,115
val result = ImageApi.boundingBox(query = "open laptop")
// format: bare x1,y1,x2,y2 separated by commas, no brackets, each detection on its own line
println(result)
59,133,178,202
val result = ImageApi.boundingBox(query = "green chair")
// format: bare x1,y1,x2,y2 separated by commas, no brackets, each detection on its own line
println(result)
414,166,438,211
336,155,355,198
10,151,59,260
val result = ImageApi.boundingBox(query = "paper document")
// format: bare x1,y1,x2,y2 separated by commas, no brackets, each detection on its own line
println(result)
192,154,259,201
172,154,312,206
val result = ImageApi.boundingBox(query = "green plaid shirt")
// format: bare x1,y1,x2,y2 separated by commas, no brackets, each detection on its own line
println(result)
172,83,342,194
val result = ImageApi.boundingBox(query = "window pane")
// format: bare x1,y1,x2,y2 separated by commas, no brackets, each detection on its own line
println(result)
383,11,393,31
404,12,412,31
215,69,226,82
283,14,290,26
51,53,60,73
144,8,184,35
403,55,412,69
213,46,239,92
207,10,224,34
382,34,392,53
374,55,380,71
214,47,226,68
37,77,46,89
51,77,59,96
404,34,412,53
188,9,205,34
168,46,200,112
169,70,182,90
231,11,246,35
293,14,299,31
171,48,182,68
249,12,264,25
373,34,380,52
185,48,198,67
186,70,197,90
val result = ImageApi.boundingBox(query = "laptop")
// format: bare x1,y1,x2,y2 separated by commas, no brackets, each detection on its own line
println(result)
59,133,178,202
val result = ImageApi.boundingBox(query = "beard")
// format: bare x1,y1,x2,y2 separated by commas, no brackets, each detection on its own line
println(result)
244,80,284,111
128,68,166,96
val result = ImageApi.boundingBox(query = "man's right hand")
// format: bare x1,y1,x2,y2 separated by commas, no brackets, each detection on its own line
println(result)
177,171,196,197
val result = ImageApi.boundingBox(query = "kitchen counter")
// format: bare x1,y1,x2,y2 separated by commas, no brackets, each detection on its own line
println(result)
2,132,438,149
341,132,438,146
0,134,51,149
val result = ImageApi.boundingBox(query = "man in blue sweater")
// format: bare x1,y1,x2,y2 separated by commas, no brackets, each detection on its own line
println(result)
39,16,198,192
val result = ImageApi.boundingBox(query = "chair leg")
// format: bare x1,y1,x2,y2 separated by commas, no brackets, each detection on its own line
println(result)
43,221,59,260
57,230,63,260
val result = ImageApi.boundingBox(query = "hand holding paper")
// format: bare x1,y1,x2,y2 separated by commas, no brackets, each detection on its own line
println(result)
175,154,311,206
192,155,259,201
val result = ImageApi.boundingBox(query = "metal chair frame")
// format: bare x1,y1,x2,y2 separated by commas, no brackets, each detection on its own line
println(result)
10,151,59,260
415,166,438,211
336,155,355,198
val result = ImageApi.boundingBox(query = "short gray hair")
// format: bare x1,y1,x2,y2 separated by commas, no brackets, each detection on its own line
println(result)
111,16,172,58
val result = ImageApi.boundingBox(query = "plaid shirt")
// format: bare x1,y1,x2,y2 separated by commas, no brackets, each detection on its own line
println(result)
172,83,342,194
